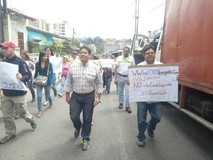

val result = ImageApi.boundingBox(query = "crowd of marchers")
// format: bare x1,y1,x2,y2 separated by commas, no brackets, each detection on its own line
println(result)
0,41,163,151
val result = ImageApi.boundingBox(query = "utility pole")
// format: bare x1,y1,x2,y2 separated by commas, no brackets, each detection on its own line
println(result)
134,0,139,34
72,28,75,40
0,0,4,43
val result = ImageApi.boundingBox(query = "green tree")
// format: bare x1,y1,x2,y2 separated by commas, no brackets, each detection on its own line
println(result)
51,40,65,56
94,36,104,53
72,38,80,48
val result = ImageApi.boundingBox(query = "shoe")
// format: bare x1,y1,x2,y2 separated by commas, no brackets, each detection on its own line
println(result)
36,111,42,118
43,101,49,106
58,93,62,97
74,129,80,138
126,107,132,113
148,129,154,138
49,101,53,108
30,121,37,129
0,135,16,144
31,98,36,102
82,139,90,151
118,103,123,109
137,139,145,147
54,96,57,100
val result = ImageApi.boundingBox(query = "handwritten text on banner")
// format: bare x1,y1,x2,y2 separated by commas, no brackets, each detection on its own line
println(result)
0,62,27,91
128,64,179,102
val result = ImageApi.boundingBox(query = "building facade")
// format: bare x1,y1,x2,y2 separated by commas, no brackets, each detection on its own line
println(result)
53,21,72,38
103,38,132,53
3,8,36,51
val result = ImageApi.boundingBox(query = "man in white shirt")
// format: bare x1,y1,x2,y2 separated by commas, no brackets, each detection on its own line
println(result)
136,44,163,147
114,47,135,113
70,51,79,64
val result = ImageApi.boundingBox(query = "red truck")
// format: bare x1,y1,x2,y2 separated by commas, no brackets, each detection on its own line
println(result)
132,0,213,130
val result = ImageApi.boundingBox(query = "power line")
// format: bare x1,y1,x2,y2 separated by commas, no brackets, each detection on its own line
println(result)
147,2,165,13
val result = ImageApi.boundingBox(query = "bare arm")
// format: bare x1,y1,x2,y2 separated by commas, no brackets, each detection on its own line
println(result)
114,64,118,85
64,68,73,105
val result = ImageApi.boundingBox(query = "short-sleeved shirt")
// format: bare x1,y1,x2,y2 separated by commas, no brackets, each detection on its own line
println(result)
62,62,71,76
64,60,103,94
115,55,135,76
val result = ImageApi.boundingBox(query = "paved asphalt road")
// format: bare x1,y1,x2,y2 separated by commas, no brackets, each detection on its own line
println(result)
0,89,212,160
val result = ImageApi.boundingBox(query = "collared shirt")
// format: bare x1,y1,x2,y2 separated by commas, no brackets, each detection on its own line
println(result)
115,55,135,75
64,60,103,94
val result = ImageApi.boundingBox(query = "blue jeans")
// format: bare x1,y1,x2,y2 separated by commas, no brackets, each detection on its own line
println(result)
105,75,112,92
137,102,163,141
47,73,57,99
37,85,52,111
51,84,57,97
69,91,95,141
59,75,67,94
118,74,130,107
27,78,35,99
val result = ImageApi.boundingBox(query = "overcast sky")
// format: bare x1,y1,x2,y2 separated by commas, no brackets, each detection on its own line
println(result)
8,0,165,39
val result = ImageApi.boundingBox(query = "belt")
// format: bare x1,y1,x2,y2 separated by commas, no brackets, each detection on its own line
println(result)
118,73,128,77
73,90,95,96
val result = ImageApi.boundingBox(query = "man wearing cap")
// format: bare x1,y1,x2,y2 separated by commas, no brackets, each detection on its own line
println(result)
0,41,37,144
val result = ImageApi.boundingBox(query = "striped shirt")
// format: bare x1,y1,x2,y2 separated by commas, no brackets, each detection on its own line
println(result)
64,60,103,94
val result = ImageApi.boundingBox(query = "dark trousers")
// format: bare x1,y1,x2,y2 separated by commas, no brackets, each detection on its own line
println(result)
105,75,112,92
69,91,95,141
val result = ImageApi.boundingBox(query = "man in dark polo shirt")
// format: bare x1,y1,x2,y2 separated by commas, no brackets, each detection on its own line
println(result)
0,41,37,144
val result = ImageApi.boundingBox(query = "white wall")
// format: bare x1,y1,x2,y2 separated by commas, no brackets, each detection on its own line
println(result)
10,16,28,51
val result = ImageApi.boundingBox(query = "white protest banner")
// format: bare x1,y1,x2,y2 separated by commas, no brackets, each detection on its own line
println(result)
99,59,114,68
50,56,62,73
128,64,179,103
0,62,27,91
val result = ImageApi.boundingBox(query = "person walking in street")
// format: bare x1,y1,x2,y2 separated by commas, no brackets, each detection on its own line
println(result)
20,50,36,102
34,52,54,118
69,50,79,64
45,47,59,101
114,47,135,113
105,67,112,94
0,51,4,100
65,46,103,151
58,55,71,97
0,41,37,144
136,44,163,147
